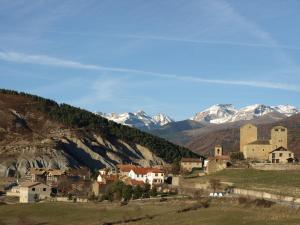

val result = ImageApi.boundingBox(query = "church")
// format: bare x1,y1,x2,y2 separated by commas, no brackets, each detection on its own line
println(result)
240,123,295,163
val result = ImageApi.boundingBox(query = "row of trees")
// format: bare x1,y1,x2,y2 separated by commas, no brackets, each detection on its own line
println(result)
0,89,200,163
101,181,158,202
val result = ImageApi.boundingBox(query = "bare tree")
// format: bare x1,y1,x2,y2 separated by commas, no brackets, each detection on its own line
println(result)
209,179,221,193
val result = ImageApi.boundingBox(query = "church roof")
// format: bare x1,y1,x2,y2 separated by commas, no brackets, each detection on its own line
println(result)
270,146,289,153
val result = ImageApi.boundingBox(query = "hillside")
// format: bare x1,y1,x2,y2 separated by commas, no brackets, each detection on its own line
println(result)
0,89,199,177
150,112,287,147
186,114,300,157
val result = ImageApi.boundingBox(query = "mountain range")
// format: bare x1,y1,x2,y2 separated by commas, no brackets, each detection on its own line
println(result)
97,111,174,130
99,104,299,129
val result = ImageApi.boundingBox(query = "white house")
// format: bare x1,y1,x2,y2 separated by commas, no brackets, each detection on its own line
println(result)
19,182,52,203
128,167,164,186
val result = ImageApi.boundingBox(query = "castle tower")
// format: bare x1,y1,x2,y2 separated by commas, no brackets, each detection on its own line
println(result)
240,123,257,152
214,145,223,156
271,126,287,150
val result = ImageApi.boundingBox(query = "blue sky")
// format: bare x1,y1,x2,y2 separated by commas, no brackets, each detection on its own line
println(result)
0,0,300,120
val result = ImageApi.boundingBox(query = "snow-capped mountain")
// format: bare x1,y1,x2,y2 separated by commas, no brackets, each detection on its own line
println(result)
152,113,174,126
229,104,274,122
191,104,238,124
98,104,299,130
97,111,174,130
272,105,300,117
191,104,299,124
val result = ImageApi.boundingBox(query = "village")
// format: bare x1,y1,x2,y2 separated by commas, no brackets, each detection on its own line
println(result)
0,123,299,205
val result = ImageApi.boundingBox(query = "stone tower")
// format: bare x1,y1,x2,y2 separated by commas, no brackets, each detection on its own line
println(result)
215,145,223,156
271,126,287,150
240,123,257,152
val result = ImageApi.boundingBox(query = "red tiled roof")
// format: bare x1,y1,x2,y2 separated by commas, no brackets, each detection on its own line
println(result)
19,182,41,188
131,167,163,175
124,178,144,186
131,167,149,175
208,155,230,160
118,164,138,172
181,158,202,163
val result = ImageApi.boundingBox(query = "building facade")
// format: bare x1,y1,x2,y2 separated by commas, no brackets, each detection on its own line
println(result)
19,182,51,203
268,147,295,163
240,124,293,163
180,158,203,172
128,167,164,186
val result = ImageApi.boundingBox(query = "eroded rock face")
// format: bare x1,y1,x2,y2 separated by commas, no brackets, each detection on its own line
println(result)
0,131,167,177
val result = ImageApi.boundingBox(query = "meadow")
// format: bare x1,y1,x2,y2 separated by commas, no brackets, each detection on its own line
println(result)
0,198,299,225
183,168,300,197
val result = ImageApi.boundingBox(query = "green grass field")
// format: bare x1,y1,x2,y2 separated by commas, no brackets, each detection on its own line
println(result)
0,199,299,225
183,168,300,197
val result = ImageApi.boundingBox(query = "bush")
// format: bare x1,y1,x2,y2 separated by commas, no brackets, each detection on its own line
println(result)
150,186,158,197
230,152,244,161
133,185,143,199
122,185,133,201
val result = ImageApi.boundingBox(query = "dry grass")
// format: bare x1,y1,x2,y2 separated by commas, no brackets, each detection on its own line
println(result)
183,168,300,197
0,199,299,225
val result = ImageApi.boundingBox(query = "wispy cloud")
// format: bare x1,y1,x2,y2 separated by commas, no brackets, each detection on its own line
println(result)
113,34,300,51
0,51,299,92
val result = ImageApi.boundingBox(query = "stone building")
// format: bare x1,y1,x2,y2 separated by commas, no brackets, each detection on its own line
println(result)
19,182,51,203
204,145,230,174
240,124,293,163
180,158,203,172
268,147,295,163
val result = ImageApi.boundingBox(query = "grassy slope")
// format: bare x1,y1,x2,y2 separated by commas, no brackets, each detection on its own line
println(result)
0,89,200,164
183,169,300,197
0,200,299,225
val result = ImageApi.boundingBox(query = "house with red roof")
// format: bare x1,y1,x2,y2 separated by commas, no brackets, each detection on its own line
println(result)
128,167,164,186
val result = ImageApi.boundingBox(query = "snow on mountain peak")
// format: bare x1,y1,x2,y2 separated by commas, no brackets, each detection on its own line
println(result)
192,104,238,124
272,105,300,117
191,104,299,124
152,113,174,126
96,110,174,130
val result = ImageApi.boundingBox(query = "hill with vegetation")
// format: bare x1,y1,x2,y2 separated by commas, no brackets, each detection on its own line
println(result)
0,89,199,177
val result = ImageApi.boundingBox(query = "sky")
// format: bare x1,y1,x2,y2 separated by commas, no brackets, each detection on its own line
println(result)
0,0,300,120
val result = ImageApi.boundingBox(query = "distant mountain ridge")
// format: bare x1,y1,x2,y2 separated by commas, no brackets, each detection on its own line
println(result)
97,111,174,130
191,104,299,124
98,104,299,130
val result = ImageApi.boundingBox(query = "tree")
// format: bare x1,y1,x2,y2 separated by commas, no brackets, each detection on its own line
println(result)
230,152,244,161
171,160,181,174
143,183,151,198
133,185,143,199
209,179,221,193
122,185,133,201
150,186,158,197
109,180,125,201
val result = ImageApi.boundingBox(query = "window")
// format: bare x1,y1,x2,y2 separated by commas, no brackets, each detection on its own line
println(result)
275,129,279,131
289,153,291,157
276,159,279,163
272,153,275,158
279,153,283,157
32,188,35,191
281,129,285,131
155,173,158,176
43,188,47,191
